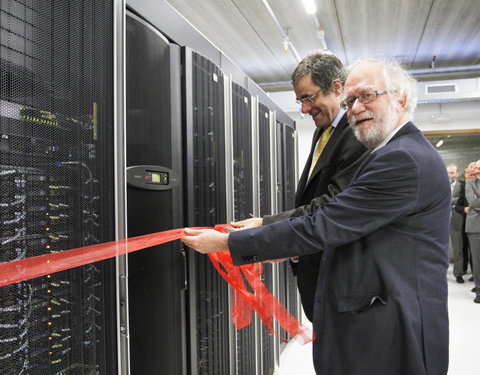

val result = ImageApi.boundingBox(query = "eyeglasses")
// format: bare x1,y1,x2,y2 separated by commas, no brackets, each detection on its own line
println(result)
340,89,388,110
295,89,322,105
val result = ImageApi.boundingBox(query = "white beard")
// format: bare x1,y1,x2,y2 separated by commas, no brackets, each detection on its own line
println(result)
350,101,400,150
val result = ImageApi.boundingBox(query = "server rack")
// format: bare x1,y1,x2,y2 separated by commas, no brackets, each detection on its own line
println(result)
124,2,299,373
278,121,301,328
281,123,297,212
183,49,231,375
125,11,185,374
231,82,259,375
257,103,272,218
231,83,254,222
0,1,118,374
280,123,300,323
257,103,276,375
271,120,301,349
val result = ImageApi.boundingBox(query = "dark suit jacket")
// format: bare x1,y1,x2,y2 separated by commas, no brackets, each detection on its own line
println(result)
465,178,480,233
451,179,465,231
263,113,368,321
229,123,450,375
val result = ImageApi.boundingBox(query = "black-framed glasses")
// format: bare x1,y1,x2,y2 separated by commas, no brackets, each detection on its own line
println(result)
295,89,323,105
340,89,388,110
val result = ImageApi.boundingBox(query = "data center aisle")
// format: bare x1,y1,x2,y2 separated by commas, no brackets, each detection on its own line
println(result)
275,265,480,374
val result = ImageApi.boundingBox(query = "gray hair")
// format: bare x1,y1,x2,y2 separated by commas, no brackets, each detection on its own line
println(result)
291,51,346,93
447,163,458,172
346,59,418,119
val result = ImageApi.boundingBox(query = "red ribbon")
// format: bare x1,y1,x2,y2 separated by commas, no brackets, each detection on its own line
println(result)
0,228,189,287
209,225,313,343
0,225,313,343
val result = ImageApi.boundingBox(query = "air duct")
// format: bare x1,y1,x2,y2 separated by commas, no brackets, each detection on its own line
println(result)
417,77,480,104
410,64,480,76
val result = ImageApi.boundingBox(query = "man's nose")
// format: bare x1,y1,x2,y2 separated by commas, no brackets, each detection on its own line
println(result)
350,98,365,113
300,101,312,114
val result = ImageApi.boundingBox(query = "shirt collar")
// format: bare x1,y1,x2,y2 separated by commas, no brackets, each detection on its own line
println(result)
330,109,346,130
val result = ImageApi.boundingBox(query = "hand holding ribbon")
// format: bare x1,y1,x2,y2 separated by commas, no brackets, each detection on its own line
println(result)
183,224,313,344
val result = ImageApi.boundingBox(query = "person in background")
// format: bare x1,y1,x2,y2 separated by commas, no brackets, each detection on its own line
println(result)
230,51,368,322
465,159,480,303
455,161,477,280
182,59,450,375
448,163,465,283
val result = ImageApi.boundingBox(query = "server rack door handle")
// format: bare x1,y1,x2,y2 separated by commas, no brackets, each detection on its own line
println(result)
181,247,188,290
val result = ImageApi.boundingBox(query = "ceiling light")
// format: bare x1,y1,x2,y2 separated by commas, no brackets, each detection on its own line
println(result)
302,0,317,14
283,37,289,53
316,29,328,50
430,113,452,123
436,139,444,148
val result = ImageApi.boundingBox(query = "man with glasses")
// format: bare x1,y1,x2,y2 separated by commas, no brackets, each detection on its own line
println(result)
229,51,367,322
183,59,450,374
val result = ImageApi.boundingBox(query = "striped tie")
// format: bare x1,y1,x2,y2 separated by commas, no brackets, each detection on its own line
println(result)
308,125,332,178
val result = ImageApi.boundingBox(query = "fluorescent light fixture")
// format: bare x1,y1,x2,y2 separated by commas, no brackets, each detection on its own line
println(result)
302,0,317,14
436,139,444,148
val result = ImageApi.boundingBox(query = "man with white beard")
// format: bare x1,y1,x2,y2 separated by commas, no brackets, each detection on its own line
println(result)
182,60,451,374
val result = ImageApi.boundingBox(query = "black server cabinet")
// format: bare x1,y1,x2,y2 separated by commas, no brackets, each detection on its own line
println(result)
125,12,185,375
0,1,117,374
258,103,272,218
232,84,254,222
281,123,296,212
231,83,256,375
277,121,300,325
273,121,301,347
275,121,285,214
281,123,300,321
257,103,275,375
183,49,230,375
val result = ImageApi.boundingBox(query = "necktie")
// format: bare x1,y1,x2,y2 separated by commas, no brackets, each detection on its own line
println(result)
308,125,332,178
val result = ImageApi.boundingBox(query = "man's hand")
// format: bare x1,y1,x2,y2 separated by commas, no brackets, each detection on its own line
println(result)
263,258,290,264
231,217,263,229
181,228,229,254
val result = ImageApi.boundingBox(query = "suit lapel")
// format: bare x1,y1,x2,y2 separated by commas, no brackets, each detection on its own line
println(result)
296,127,322,196
306,114,349,184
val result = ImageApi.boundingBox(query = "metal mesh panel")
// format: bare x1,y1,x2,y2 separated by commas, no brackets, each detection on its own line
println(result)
258,103,271,217
231,83,256,375
258,103,275,374
0,1,116,374
192,54,226,226
286,261,299,320
275,121,284,213
276,263,288,343
261,263,275,375
282,124,296,211
190,51,230,375
282,124,300,320
232,83,253,222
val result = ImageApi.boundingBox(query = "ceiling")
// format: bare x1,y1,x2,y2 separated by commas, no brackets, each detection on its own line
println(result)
164,0,480,92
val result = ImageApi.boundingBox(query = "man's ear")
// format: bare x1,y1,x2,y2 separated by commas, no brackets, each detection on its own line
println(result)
398,94,407,109
332,80,343,97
